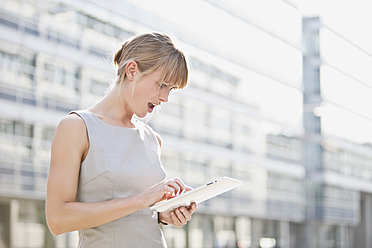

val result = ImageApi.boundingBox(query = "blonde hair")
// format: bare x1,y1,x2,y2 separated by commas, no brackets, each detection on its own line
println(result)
113,32,189,89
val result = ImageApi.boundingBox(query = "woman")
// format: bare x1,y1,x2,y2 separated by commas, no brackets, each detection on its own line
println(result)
46,32,197,247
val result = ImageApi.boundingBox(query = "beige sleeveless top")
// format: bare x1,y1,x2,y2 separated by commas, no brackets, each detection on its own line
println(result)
71,110,167,248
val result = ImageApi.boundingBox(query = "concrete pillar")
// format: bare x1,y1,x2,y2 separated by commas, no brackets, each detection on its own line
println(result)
279,221,289,248
302,16,323,248
353,193,372,248
9,199,19,248
364,193,372,248
0,202,10,248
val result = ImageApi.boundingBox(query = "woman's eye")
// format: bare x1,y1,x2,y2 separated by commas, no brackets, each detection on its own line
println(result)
159,83,176,91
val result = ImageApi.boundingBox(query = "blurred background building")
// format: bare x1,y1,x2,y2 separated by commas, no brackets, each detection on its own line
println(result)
0,0,371,247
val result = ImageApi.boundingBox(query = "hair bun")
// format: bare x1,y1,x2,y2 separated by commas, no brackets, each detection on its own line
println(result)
113,44,124,67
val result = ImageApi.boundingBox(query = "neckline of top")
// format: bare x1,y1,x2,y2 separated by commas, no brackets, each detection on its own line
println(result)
84,111,140,130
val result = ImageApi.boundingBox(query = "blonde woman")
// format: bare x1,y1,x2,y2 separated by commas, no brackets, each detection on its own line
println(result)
46,32,197,247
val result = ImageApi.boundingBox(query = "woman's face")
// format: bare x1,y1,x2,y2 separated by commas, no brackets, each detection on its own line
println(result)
129,69,174,118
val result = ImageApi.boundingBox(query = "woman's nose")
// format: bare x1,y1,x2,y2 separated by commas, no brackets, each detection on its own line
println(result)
159,88,169,103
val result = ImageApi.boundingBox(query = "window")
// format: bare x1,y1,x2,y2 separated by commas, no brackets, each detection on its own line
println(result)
89,79,108,96
42,61,80,92
42,127,55,141
0,119,14,134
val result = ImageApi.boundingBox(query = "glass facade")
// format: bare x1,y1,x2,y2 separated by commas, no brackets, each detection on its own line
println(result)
0,0,371,247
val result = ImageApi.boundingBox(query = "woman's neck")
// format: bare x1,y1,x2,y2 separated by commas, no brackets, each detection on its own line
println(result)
87,84,135,127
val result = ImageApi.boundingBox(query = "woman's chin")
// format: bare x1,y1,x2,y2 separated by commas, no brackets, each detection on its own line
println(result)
136,111,150,119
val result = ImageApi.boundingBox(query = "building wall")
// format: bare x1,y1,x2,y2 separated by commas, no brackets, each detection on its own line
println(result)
0,0,371,247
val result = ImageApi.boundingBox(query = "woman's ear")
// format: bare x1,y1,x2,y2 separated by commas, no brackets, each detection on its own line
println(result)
125,61,138,80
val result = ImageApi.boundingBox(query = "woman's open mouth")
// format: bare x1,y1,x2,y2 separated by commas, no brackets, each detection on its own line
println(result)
148,102,156,113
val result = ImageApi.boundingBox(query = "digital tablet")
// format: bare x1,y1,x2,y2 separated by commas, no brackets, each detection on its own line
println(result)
150,176,243,212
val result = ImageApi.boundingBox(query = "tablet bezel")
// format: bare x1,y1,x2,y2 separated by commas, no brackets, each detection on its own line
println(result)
150,176,243,212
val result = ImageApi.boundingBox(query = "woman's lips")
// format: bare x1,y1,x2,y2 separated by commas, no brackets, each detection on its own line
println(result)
148,102,156,113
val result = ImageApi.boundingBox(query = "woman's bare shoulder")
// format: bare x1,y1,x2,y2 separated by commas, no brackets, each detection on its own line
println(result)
53,113,88,143
58,113,85,130
51,113,89,160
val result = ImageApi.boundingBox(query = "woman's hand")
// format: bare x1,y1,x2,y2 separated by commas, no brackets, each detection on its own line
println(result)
138,177,191,208
158,203,197,228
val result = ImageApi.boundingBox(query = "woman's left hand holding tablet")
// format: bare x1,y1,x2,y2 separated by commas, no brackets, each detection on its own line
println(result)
158,203,197,228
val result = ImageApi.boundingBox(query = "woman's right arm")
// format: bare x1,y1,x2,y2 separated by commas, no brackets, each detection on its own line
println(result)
45,115,180,235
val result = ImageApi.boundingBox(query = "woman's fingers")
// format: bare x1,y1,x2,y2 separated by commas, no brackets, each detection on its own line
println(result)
163,185,175,196
172,177,186,194
149,178,192,206
178,207,192,221
170,206,194,228
170,210,184,228
164,178,186,196
143,178,191,207
184,185,193,192
187,202,197,214
158,202,197,228
163,177,192,197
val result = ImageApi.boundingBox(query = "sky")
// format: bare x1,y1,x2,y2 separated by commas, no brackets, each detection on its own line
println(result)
296,0,372,54
123,0,372,144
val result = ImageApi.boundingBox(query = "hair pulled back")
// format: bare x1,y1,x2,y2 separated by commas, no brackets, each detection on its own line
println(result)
113,32,188,89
